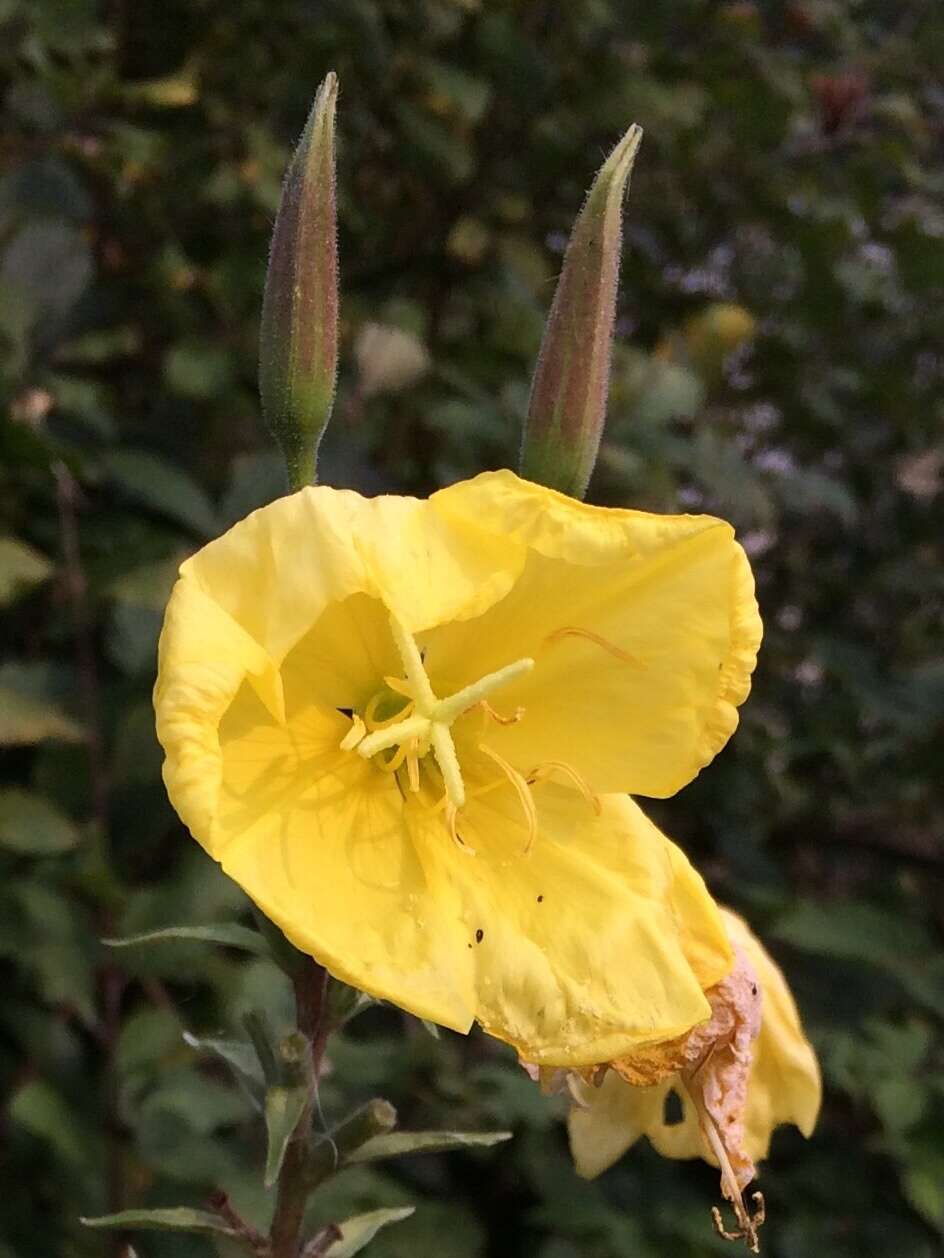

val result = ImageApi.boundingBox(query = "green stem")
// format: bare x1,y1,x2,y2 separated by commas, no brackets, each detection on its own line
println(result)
268,960,328,1258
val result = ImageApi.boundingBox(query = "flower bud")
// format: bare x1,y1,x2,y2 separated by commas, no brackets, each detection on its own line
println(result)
520,124,642,499
259,72,339,490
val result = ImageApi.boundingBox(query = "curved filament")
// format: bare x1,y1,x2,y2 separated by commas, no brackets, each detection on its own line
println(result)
544,626,640,666
478,744,538,854
479,699,525,725
528,760,602,815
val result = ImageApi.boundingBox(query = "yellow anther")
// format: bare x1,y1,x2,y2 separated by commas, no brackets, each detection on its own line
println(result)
383,675,413,698
544,625,640,666
377,742,409,774
479,699,525,725
446,801,476,855
528,760,601,815
406,740,420,792
339,714,366,751
364,691,414,730
479,744,538,854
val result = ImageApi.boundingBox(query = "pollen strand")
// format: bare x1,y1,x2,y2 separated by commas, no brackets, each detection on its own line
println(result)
544,626,641,666
528,760,602,815
479,744,538,854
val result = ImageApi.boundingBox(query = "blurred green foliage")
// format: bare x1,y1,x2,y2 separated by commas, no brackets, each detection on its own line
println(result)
1,1,942,1255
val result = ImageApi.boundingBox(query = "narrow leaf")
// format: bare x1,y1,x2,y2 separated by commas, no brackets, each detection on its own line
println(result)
102,922,268,955
80,1208,236,1238
264,1081,310,1186
0,789,79,854
0,536,53,605
324,1207,415,1258
182,1031,265,1106
347,1129,513,1164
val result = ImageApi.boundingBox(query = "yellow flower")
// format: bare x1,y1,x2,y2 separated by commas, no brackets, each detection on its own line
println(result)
154,470,760,1062
568,909,821,1250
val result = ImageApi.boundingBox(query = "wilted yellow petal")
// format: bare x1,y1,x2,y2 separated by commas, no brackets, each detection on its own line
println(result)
566,908,820,1179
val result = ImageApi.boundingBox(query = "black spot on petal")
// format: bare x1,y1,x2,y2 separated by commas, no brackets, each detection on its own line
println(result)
537,895,544,903
475,929,484,943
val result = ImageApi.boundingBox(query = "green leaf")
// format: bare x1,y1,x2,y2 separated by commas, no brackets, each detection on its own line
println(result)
102,922,268,955
0,789,79,854
0,537,53,605
0,662,83,745
80,1208,236,1238
264,1078,310,1186
182,1031,265,1104
10,1080,94,1174
325,1207,416,1258
101,448,219,538
348,1130,512,1164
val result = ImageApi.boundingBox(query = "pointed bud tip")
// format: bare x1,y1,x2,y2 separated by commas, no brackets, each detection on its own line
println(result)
520,122,642,500
259,72,340,491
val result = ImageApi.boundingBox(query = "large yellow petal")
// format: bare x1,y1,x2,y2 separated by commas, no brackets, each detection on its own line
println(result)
215,679,476,1030
180,483,523,662
427,470,761,797
425,780,733,1065
166,604,731,1057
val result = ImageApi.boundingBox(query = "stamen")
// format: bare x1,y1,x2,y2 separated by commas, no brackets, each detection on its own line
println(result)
432,657,534,726
358,714,429,759
377,742,409,773
383,675,413,698
406,740,420,792
479,699,525,725
430,722,465,809
364,692,414,730
544,626,640,666
389,615,437,711
446,801,476,855
681,1082,765,1254
528,760,602,815
339,714,366,751
478,744,538,854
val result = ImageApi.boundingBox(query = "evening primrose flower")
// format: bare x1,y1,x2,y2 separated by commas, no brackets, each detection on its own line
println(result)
154,469,761,1062
567,909,821,1251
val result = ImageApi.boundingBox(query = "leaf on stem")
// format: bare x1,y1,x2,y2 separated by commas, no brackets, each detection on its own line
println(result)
347,1129,513,1164
102,922,268,954
80,1208,237,1238
323,1207,416,1258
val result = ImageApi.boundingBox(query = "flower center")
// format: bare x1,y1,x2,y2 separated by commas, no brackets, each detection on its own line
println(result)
343,612,534,812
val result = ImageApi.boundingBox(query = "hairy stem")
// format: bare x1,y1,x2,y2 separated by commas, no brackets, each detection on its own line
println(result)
268,961,329,1258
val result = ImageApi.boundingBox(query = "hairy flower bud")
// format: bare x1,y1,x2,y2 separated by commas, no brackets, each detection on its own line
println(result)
520,124,642,499
259,72,339,490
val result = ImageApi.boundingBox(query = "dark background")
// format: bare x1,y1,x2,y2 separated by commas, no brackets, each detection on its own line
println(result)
1,1,942,1255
